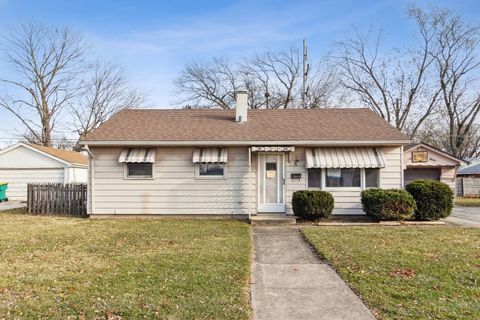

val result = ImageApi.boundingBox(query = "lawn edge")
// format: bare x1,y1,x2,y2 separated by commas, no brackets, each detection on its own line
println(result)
246,224,254,320
299,227,381,319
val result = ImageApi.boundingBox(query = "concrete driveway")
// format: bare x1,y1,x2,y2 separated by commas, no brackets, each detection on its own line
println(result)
444,206,480,227
0,201,26,211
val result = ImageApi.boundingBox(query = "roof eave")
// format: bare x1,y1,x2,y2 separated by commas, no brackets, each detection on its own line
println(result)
81,139,412,147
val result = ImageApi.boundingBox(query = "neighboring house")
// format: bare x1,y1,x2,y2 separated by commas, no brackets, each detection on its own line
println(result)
458,160,480,178
403,143,466,191
0,142,88,201
80,91,411,217
456,160,480,197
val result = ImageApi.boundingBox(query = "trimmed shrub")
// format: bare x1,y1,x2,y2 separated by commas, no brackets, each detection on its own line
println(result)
361,188,416,221
292,190,334,220
405,180,454,220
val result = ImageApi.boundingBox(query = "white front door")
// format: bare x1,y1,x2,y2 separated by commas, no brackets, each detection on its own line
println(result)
258,153,285,212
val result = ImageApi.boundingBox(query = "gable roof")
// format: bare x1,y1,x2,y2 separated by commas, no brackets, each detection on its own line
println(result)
404,143,466,166
82,108,410,146
459,162,480,175
0,142,87,167
28,144,88,166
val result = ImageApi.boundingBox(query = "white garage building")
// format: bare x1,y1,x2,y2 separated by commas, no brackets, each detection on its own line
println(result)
0,142,88,201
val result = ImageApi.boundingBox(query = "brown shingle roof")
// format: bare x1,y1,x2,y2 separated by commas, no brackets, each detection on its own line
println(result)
82,108,409,144
29,144,88,166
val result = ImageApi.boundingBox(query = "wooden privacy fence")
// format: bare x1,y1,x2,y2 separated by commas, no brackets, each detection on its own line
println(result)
27,183,87,216
456,178,480,197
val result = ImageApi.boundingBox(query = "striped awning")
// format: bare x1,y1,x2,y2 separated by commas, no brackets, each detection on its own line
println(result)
119,148,155,163
251,146,295,152
193,148,228,163
305,148,385,168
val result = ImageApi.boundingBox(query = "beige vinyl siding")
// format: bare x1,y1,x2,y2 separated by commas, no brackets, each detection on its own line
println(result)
380,146,403,189
0,168,64,200
289,146,403,215
285,147,307,215
91,145,403,216
440,167,457,191
90,147,256,215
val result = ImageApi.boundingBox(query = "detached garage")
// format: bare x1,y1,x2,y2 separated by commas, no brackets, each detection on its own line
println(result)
404,168,441,185
403,143,465,191
0,142,88,201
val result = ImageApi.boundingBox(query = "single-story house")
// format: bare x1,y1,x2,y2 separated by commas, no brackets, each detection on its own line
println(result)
403,143,466,191
457,160,480,178
81,91,412,217
456,160,480,197
0,142,88,201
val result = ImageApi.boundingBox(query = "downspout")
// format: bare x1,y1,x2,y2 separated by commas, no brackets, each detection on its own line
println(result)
400,145,405,188
248,147,252,221
80,145,94,216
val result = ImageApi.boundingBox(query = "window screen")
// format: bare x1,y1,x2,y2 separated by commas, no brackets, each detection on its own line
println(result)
308,168,322,188
365,169,380,188
127,163,153,178
198,163,225,176
326,168,361,187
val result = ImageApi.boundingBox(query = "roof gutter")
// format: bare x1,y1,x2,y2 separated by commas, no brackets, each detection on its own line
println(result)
80,139,412,147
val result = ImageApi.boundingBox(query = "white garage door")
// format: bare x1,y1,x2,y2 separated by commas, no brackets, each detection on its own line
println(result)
0,168,64,201
404,168,441,187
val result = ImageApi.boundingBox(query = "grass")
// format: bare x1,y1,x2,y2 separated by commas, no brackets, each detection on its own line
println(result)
456,197,480,207
302,226,480,320
0,209,252,319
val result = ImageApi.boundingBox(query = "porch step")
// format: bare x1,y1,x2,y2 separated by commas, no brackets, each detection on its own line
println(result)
250,214,296,226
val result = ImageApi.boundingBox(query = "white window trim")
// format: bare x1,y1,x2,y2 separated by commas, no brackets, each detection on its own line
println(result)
305,168,381,190
123,163,155,180
195,163,227,180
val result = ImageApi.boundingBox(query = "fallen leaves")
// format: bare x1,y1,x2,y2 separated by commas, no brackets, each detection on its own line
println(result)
389,267,416,279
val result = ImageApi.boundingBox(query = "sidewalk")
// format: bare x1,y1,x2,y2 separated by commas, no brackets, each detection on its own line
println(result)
251,226,375,320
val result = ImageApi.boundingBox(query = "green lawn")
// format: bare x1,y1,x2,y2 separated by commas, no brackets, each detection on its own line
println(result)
456,197,480,207
302,226,480,320
0,209,251,319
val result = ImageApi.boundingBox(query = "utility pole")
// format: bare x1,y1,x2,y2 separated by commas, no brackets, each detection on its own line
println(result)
302,38,309,107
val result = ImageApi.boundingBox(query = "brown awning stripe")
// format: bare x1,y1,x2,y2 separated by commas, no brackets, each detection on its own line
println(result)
193,148,228,163
305,148,386,168
119,148,155,163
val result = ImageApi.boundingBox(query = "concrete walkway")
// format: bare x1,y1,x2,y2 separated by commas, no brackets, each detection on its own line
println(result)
0,201,26,211
251,226,375,320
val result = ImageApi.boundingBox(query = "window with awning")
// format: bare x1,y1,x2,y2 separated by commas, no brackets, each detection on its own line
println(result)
305,148,385,169
119,148,155,179
192,148,228,163
119,148,156,163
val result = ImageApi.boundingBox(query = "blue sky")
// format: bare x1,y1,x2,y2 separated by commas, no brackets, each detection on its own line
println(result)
0,0,478,144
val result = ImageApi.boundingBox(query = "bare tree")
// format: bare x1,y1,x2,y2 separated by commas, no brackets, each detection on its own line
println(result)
428,7,480,158
0,23,88,146
71,62,144,150
241,48,300,109
175,48,337,109
175,58,239,109
303,66,340,109
335,20,441,137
